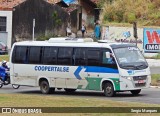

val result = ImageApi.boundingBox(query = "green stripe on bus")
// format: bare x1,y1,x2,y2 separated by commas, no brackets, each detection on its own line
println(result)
109,78,120,91
85,77,102,91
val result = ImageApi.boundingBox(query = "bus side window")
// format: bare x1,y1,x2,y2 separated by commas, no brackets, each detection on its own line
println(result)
57,47,73,65
87,49,100,66
28,46,42,64
42,47,58,65
102,52,115,64
12,46,28,64
101,50,117,69
23,47,28,64
73,48,87,66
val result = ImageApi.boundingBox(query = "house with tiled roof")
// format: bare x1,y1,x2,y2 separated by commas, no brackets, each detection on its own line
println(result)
0,0,81,48
78,0,100,29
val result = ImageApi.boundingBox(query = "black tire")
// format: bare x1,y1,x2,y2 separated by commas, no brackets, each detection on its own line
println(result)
64,89,76,93
104,82,115,97
40,80,55,94
130,89,141,95
0,79,3,88
12,84,20,89
0,84,3,88
4,77,10,85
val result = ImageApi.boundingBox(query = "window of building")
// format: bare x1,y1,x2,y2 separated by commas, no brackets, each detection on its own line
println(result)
0,17,7,32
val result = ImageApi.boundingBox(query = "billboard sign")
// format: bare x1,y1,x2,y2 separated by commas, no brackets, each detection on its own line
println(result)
143,28,160,53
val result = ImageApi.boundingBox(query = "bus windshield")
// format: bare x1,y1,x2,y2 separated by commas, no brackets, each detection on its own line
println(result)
113,46,148,70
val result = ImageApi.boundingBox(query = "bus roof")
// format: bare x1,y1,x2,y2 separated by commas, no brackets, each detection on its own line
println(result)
13,38,135,48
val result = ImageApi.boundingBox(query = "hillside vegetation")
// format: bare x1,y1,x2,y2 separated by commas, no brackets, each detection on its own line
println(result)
100,0,160,26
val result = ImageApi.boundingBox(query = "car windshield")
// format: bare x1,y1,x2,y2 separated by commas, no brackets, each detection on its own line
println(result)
113,46,148,70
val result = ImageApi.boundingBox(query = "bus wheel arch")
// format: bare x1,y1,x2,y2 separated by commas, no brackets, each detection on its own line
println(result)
102,80,116,97
39,78,55,94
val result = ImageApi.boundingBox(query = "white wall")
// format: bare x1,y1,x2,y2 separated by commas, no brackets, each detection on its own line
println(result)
0,10,13,49
102,26,158,57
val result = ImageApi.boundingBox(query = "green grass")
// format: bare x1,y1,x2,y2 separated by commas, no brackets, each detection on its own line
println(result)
1,94,159,107
145,53,160,59
151,74,160,86
0,94,159,116
0,55,9,61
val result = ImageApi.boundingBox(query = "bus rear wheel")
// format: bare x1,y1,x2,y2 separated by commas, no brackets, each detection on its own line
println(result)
104,82,115,97
130,89,141,95
40,80,55,94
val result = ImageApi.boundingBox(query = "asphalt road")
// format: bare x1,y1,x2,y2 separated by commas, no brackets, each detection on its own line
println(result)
150,67,160,74
0,85,160,105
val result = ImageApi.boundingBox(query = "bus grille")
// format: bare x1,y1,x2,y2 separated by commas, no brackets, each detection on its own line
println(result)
135,83,146,87
133,75,147,81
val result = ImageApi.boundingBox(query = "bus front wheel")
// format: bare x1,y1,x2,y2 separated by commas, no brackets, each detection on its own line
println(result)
40,80,55,94
104,82,115,97
130,89,141,95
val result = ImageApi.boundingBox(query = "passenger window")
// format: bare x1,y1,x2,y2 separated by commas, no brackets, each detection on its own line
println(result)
12,46,28,64
42,47,58,65
73,48,87,66
57,47,73,65
28,47,42,64
87,49,100,66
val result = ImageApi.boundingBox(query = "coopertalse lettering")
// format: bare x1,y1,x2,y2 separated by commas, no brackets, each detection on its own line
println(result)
35,66,69,72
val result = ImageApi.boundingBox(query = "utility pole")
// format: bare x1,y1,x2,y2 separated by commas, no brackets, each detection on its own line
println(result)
32,19,35,41
133,22,138,46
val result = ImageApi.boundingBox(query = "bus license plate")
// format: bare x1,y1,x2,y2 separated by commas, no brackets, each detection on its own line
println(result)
138,80,144,84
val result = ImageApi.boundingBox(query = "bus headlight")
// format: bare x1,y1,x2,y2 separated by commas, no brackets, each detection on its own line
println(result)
121,76,132,80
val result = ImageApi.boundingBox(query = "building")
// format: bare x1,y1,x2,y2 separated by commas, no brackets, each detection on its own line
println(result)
79,0,99,28
0,0,75,49
0,0,99,49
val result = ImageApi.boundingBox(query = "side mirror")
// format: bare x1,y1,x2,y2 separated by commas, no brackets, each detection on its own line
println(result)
105,52,110,58
140,50,144,55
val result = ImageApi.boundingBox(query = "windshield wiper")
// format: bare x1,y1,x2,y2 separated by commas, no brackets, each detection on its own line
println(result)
121,65,137,70
135,64,148,69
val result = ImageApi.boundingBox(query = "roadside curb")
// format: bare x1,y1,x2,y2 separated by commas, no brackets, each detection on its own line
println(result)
150,86,160,89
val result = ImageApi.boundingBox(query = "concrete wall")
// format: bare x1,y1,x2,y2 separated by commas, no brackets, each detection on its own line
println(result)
12,0,70,43
0,10,12,49
102,26,143,49
80,0,95,28
102,26,159,57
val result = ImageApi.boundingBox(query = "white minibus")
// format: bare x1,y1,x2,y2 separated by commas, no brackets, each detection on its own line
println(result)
9,38,151,97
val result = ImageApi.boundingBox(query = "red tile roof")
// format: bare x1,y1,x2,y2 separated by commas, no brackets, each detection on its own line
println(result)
0,0,59,11
0,0,98,11
0,0,26,10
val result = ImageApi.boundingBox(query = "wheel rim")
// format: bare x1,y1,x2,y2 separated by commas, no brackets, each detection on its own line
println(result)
106,86,112,95
12,85,20,89
0,84,3,88
42,83,48,92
